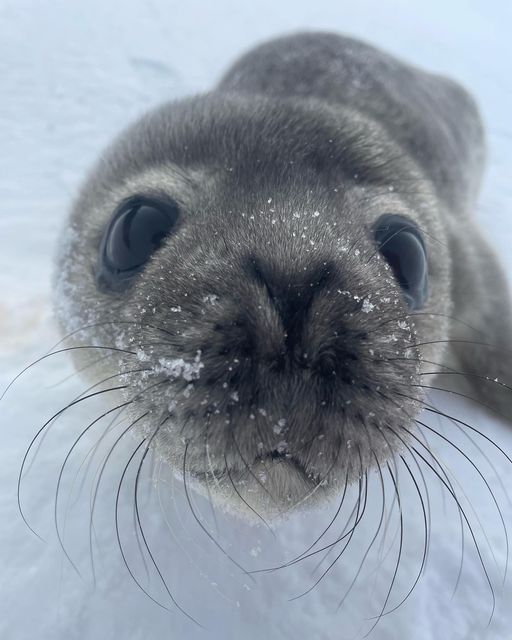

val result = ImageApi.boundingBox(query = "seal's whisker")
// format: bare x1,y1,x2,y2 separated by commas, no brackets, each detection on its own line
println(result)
44,320,179,355
397,414,495,596
361,462,404,637
366,463,400,587
202,415,221,538
391,384,511,494
250,449,366,575
336,452,386,612
17,385,128,540
364,310,484,339
222,407,274,532
375,392,467,600
44,353,116,389
408,338,512,358
425,406,512,467
132,487,151,587
132,417,203,626
397,380,512,426
35,367,148,489
309,444,371,575
412,443,497,626
230,428,278,507
72,405,128,510
38,365,148,500
28,364,152,481
288,465,369,601
416,420,509,583
405,446,433,574
156,458,206,577
408,424,468,594
310,449,367,576
89,411,150,578
388,454,430,616
445,410,512,513
1,345,137,401
179,427,225,532
86,405,136,586
310,489,363,576
182,441,254,581
365,422,419,623
416,419,509,583
224,453,274,534
54,399,135,575
276,465,352,571
114,431,175,614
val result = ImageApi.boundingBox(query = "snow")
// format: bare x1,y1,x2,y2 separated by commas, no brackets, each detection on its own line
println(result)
1,1,512,639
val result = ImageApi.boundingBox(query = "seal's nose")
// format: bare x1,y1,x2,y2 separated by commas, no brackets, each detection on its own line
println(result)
244,255,336,354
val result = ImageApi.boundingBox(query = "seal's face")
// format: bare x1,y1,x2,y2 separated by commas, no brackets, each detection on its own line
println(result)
55,95,451,518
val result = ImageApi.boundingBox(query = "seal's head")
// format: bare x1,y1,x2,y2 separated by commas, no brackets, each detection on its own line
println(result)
54,91,452,519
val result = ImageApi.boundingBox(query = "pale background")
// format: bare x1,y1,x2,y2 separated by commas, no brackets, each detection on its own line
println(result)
1,1,511,639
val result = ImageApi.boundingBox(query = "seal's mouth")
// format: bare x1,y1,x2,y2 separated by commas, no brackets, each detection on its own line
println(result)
192,449,312,482
191,449,315,482
263,450,310,476
187,447,324,520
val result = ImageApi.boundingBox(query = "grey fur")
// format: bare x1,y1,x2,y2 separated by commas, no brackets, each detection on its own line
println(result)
54,32,512,519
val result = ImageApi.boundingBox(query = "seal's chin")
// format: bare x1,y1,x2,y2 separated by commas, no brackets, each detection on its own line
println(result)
188,455,327,522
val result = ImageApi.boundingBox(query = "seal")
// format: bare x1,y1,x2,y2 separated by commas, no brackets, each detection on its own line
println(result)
53,32,512,521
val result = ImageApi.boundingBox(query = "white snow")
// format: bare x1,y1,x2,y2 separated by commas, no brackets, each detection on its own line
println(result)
1,1,512,640
361,298,375,313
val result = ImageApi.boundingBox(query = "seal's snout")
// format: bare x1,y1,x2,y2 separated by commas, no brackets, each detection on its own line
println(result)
101,219,423,514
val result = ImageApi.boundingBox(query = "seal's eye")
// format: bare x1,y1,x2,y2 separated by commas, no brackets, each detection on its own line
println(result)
96,197,179,292
374,214,428,310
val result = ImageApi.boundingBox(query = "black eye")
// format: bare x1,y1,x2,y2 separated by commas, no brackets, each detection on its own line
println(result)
374,214,428,310
96,197,179,292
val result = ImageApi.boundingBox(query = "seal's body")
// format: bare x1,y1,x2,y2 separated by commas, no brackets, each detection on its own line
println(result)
54,33,512,519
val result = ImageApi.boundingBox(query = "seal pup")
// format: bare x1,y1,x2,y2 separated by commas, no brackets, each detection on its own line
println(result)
53,31,512,521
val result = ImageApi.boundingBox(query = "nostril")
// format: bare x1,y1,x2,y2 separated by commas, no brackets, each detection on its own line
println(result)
242,254,338,354
244,255,279,302
245,255,264,282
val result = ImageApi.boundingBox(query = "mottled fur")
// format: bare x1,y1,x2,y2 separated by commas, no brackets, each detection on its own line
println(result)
54,32,512,519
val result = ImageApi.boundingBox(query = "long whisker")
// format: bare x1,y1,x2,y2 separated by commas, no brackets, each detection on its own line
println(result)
418,419,509,585
133,417,203,626
89,413,149,577
336,451,386,612
412,445,497,625
363,462,403,637
18,385,127,539
182,442,254,581
114,431,174,613
224,453,275,534
250,452,366,574
286,466,351,566
1,346,136,401
382,453,429,615
289,466,369,599
54,399,134,575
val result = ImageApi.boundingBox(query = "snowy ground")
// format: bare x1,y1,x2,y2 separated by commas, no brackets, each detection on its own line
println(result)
1,1,512,639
